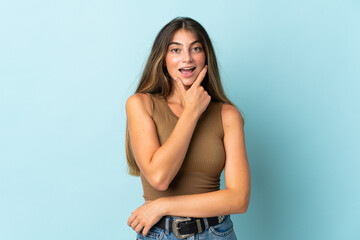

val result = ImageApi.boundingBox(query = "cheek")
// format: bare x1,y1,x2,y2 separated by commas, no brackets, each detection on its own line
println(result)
195,53,206,66
165,57,180,72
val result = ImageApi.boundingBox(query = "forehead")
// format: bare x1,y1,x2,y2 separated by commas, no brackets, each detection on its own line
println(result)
170,29,199,44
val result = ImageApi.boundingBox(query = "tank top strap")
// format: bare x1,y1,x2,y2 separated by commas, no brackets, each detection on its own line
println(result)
145,93,154,117
146,93,177,121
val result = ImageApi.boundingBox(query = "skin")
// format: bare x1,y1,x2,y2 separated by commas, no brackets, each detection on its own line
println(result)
126,29,251,237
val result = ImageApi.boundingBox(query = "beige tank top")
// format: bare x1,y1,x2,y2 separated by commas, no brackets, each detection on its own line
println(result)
140,93,225,201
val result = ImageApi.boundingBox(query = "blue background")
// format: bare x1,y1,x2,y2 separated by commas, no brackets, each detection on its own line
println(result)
1,0,359,239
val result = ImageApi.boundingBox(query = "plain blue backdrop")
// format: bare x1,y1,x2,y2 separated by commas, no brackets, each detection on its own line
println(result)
1,0,359,239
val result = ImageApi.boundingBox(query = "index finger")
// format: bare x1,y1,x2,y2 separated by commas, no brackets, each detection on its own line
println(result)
191,65,208,88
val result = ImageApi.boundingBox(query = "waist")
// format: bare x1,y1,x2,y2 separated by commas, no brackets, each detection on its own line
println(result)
152,215,228,239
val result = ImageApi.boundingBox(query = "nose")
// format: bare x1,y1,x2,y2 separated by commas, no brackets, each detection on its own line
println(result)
182,49,193,63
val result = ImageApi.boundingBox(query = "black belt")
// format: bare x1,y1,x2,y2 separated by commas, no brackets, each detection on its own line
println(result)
154,216,224,239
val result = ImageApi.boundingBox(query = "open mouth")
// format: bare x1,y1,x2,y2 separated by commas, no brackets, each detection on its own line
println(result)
179,67,196,74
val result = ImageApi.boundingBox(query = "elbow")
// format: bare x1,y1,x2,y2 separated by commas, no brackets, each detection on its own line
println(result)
152,182,169,191
237,203,249,214
143,159,171,191
234,195,250,214
149,175,170,191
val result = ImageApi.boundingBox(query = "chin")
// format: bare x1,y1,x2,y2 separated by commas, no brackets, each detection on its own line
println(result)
180,78,196,86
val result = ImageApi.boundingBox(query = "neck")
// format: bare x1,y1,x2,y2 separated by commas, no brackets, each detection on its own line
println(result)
166,80,189,105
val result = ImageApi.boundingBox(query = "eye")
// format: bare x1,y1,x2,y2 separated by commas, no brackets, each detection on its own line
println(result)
171,48,180,53
192,46,202,52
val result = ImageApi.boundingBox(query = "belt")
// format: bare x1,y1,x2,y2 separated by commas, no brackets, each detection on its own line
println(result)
154,215,225,239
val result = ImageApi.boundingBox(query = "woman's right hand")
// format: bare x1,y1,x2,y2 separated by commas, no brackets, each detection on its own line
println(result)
175,65,211,118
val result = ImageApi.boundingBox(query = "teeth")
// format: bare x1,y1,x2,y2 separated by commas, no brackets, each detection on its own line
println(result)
181,67,194,70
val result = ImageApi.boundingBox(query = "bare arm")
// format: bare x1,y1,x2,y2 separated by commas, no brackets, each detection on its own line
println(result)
126,66,210,190
128,104,251,236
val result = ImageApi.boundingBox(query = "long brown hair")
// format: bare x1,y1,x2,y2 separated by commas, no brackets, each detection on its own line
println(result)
126,17,240,176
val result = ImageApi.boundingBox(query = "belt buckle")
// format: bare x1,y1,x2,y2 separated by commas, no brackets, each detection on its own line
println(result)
172,217,194,239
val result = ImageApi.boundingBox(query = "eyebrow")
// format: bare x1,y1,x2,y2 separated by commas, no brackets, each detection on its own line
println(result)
168,40,201,46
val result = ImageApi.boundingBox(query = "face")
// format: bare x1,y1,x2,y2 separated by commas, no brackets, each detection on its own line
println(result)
165,29,206,89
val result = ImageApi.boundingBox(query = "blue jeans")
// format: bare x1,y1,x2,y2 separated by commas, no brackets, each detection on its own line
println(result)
136,215,237,240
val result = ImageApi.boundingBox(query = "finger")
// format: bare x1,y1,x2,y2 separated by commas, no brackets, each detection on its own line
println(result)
142,225,151,237
127,214,136,226
191,65,208,88
131,218,140,230
135,223,144,234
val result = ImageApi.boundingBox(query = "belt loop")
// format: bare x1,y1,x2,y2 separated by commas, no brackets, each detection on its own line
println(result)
165,216,170,235
203,217,209,229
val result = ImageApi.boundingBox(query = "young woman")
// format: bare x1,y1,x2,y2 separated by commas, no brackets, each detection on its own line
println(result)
125,17,250,240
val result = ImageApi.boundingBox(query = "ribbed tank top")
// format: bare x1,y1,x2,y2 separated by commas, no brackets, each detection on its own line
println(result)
140,93,226,201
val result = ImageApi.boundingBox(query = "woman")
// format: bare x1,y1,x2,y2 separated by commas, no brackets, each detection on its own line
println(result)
126,17,250,240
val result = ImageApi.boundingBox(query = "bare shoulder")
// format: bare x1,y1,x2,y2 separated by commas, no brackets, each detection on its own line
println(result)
221,103,244,128
125,93,152,117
